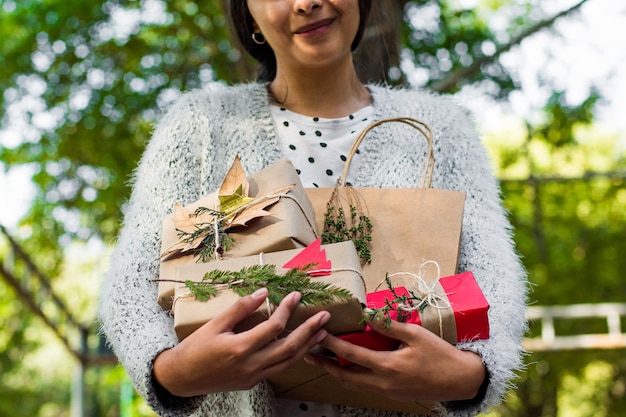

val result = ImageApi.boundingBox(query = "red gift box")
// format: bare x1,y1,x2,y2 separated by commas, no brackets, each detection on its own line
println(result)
336,271,489,366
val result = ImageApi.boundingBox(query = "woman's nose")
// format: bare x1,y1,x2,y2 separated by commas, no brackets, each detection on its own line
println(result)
293,0,322,14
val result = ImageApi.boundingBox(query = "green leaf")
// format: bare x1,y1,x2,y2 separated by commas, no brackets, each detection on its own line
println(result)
218,184,254,215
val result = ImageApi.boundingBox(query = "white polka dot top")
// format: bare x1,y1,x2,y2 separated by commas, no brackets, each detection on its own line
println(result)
270,104,375,188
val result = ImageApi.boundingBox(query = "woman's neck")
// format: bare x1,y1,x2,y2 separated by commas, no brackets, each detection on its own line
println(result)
268,61,371,118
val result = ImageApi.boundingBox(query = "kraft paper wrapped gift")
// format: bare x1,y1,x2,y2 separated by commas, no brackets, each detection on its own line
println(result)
158,159,318,311
336,270,490,366
172,240,366,341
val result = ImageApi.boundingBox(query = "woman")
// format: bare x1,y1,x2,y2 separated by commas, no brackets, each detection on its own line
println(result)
99,1,527,416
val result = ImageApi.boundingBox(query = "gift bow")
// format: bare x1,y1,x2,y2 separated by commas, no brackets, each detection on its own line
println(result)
383,261,458,344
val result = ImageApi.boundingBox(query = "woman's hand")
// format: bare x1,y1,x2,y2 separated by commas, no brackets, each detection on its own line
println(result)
153,288,330,397
306,317,486,403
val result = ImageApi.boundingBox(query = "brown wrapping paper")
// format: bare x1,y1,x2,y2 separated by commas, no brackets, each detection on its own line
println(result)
172,241,366,340
414,276,458,344
158,159,318,310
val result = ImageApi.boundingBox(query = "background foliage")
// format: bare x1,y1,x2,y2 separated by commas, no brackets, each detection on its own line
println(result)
1,0,624,415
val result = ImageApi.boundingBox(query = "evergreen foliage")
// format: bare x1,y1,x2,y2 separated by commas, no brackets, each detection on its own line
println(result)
321,204,373,263
176,206,233,262
361,275,428,328
183,264,353,306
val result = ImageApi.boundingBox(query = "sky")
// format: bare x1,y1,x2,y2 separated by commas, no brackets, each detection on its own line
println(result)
457,0,626,132
1,0,625,229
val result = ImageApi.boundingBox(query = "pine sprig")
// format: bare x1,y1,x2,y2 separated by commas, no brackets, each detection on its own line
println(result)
362,274,427,328
184,264,353,306
322,204,373,263
176,207,233,262
184,279,217,302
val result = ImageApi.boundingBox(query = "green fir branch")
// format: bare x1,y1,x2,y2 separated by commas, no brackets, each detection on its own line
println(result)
184,264,353,306
361,274,427,328
321,204,373,263
184,279,217,301
176,207,233,262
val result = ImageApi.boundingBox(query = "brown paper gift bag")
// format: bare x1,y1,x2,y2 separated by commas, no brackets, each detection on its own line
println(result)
172,241,366,340
158,159,318,310
305,117,466,292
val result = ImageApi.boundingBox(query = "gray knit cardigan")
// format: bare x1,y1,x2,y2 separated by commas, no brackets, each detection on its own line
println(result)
99,82,527,417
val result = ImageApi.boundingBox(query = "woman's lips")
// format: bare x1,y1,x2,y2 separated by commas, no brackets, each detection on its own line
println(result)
294,18,335,35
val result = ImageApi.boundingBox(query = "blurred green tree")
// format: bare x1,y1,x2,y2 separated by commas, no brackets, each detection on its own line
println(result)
489,91,626,417
2,0,624,416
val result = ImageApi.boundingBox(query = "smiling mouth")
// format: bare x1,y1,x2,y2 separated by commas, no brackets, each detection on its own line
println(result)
294,18,335,35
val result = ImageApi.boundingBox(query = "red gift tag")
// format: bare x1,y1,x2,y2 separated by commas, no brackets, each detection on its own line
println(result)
282,239,332,276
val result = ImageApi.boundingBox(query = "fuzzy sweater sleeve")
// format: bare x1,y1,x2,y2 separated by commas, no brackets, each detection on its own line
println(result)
98,92,208,415
408,94,528,416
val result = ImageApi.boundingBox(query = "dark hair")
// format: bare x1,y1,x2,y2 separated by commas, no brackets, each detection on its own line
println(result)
229,0,373,82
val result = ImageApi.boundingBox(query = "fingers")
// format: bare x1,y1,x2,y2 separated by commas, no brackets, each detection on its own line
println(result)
367,316,423,343
369,318,453,352
211,287,330,350
318,333,384,370
188,288,333,380
255,311,331,377
209,287,271,333
243,290,305,349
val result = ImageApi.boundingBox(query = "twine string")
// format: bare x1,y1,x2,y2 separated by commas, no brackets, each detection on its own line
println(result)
220,192,319,239
382,261,451,339
307,268,367,295
214,193,222,261
258,252,276,318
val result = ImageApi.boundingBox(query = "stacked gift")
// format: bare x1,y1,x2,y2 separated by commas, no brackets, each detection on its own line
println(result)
335,269,490,366
158,156,371,402
173,239,366,340
158,156,319,310
155,117,492,415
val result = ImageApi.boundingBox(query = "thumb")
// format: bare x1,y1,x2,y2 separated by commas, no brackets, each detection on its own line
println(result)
208,287,269,333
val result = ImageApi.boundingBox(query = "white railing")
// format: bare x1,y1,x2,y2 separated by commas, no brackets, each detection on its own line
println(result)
524,303,626,351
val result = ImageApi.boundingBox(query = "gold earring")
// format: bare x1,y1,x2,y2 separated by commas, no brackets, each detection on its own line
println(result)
252,32,266,45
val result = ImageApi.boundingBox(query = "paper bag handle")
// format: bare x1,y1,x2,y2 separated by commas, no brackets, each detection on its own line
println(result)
341,117,435,189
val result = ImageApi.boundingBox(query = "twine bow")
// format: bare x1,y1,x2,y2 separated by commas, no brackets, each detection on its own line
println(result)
379,261,456,343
